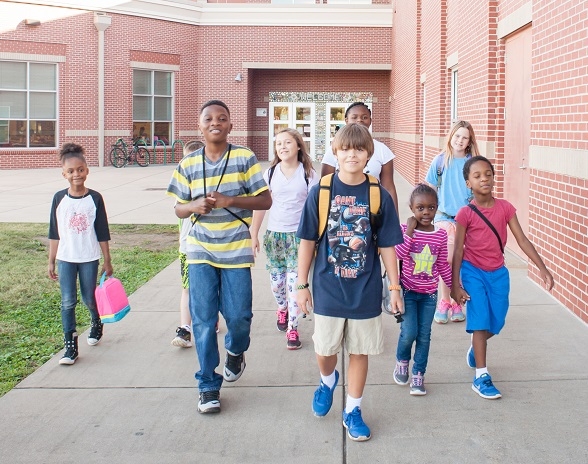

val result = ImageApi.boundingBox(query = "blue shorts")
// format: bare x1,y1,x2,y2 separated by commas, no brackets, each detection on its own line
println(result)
461,260,510,335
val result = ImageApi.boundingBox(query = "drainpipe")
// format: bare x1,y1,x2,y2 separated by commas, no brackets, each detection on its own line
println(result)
94,13,111,167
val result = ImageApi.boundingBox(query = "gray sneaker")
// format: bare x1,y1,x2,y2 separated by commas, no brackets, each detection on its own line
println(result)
410,372,426,396
393,360,410,385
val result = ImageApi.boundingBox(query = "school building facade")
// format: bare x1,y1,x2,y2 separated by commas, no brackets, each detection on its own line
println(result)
0,0,586,322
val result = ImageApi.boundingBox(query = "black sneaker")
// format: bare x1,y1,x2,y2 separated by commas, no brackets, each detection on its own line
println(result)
223,351,246,382
59,332,79,365
197,390,221,414
88,320,103,346
171,327,193,348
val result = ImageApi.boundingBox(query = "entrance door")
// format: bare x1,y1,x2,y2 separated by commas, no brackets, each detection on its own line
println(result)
268,102,315,160
504,26,532,259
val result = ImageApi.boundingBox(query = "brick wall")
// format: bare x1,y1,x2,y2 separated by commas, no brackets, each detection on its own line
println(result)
390,1,420,184
526,0,588,321
391,0,588,322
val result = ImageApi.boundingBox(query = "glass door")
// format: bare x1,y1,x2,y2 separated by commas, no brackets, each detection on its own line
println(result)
326,103,347,148
269,102,315,160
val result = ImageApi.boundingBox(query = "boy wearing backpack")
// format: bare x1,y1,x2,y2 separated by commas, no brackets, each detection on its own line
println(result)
296,123,404,442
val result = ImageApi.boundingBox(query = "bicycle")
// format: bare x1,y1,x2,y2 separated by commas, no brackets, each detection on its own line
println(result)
109,138,150,168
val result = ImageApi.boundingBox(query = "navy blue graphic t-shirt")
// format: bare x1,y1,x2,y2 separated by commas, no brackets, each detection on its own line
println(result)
297,174,402,319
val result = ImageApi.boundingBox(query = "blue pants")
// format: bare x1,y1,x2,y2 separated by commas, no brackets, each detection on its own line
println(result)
395,289,437,375
188,263,253,392
57,260,100,334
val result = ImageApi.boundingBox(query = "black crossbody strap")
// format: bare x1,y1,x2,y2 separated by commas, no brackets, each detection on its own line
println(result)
467,204,504,254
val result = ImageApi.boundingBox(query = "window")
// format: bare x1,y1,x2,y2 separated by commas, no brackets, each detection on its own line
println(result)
271,0,315,4
450,68,458,122
0,61,57,148
268,102,315,160
132,70,173,146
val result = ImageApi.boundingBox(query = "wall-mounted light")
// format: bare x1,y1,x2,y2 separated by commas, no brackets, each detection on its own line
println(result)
235,73,243,82
24,19,41,26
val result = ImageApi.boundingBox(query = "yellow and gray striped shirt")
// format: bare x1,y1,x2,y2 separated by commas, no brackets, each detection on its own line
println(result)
167,145,268,268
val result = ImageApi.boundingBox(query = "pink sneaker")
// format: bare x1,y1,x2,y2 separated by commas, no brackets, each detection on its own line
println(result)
434,300,451,324
286,329,302,350
276,309,288,332
450,303,465,322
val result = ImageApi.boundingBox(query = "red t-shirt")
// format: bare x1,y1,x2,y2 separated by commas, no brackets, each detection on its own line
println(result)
455,198,516,271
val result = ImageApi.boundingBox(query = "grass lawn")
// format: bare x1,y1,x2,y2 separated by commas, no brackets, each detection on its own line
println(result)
0,223,178,397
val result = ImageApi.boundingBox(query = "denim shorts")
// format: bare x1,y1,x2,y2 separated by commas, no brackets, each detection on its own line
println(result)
461,260,510,335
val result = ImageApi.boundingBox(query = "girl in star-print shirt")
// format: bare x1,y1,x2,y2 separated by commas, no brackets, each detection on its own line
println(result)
392,184,452,396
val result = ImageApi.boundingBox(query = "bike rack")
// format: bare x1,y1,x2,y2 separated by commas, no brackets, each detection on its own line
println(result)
153,139,166,164
170,139,184,164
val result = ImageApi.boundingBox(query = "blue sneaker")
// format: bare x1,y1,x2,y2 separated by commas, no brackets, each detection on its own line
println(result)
467,346,476,369
472,373,502,399
342,407,371,441
312,370,339,417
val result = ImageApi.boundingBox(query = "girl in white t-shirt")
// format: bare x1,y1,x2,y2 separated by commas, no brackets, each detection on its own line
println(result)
251,128,318,350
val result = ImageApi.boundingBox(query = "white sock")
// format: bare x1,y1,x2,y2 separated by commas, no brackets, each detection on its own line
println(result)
321,370,337,389
182,324,191,332
345,395,362,414
476,367,489,378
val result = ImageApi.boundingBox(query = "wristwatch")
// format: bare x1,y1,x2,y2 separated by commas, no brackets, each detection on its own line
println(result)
297,283,310,290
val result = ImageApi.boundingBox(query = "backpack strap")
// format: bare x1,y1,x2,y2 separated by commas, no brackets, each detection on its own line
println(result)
366,173,382,240
436,152,472,188
436,153,446,189
269,164,309,190
366,173,380,219
267,165,276,189
317,173,334,243
318,173,381,243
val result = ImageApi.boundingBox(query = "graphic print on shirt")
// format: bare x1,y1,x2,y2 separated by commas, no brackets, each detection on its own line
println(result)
410,244,437,276
326,195,370,279
69,212,90,234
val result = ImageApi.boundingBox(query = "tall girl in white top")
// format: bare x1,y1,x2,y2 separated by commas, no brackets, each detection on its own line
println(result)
251,128,319,350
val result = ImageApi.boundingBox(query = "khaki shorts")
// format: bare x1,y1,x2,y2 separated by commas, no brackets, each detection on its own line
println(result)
435,220,456,247
312,314,384,356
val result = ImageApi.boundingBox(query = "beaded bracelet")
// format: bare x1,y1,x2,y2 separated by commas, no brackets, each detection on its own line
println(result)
388,284,402,291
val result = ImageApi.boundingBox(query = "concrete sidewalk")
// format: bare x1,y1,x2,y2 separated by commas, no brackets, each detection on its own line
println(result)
0,164,586,463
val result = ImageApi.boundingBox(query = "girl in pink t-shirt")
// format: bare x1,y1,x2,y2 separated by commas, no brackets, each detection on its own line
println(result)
452,156,554,400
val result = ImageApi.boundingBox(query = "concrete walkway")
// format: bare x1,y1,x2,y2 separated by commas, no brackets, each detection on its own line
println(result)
0,163,586,464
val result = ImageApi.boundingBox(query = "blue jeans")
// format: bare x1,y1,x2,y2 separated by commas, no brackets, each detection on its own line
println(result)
188,264,253,392
396,289,437,375
57,260,100,334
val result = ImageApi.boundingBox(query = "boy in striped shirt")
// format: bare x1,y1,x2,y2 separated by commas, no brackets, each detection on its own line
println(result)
167,100,272,414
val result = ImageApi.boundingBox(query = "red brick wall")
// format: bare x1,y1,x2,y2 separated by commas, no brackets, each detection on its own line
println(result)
391,0,588,322
526,0,588,321
390,1,420,184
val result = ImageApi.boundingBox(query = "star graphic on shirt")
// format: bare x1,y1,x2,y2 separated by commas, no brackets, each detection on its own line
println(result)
410,244,437,276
